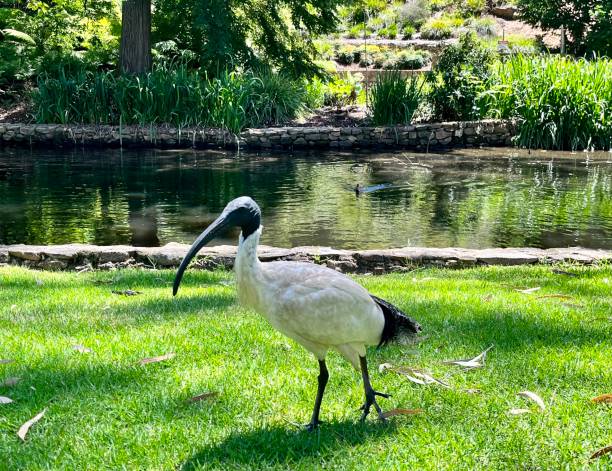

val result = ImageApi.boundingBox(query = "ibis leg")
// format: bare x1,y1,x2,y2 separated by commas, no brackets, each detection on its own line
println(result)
306,359,329,431
359,356,389,422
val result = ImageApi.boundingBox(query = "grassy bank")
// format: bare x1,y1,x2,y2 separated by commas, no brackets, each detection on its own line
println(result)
1,265,611,469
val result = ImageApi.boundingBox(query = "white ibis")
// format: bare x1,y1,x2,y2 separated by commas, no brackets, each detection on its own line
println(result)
173,196,421,429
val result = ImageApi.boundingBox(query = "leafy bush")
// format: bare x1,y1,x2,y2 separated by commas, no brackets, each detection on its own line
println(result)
378,24,398,39
420,18,455,40
32,65,305,132
398,0,431,28
390,50,431,70
323,74,363,107
402,25,416,39
369,72,424,125
464,17,498,38
485,54,612,150
335,46,356,65
427,33,494,120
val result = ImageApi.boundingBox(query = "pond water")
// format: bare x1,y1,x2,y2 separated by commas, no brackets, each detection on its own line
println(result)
0,147,611,250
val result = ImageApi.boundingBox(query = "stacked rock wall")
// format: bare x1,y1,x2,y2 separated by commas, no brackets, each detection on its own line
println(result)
0,120,514,150
1,244,609,273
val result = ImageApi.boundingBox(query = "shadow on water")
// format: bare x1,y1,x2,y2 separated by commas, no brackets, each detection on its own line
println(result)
180,420,398,470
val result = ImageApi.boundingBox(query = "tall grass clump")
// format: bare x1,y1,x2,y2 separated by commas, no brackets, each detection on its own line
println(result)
486,54,612,150
33,64,305,133
369,72,424,125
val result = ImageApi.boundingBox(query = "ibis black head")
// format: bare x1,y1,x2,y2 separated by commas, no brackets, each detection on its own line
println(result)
173,196,261,296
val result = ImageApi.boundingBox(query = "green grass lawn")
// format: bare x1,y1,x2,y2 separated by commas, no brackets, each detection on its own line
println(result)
1,264,611,470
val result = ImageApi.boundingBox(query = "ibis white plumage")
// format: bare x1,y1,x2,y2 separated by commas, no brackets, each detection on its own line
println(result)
173,196,421,429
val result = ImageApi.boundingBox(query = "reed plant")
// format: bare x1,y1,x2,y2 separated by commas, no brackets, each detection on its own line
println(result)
485,54,612,150
369,72,424,125
33,64,305,133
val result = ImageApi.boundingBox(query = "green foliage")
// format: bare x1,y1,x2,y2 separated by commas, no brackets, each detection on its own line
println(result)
152,0,348,77
32,64,305,132
369,72,424,125
485,54,612,150
516,0,612,56
463,17,498,38
323,74,362,107
401,24,416,39
377,23,398,39
335,46,356,66
383,50,431,70
427,33,494,120
420,17,455,40
398,0,431,28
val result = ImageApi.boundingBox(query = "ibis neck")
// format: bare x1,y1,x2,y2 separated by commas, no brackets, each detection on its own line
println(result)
235,227,264,307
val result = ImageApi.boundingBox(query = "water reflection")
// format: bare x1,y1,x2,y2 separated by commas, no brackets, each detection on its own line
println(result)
0,147,610,249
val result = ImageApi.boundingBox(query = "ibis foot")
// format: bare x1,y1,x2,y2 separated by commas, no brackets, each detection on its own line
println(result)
359,356,389,422
359,389,390,422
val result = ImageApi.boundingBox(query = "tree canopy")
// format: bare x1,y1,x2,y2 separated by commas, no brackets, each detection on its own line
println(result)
516,0,612,56
153,0,349,76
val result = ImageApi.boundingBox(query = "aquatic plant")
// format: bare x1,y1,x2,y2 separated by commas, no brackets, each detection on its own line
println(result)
32,64,305,133
369,71,424,125
485,54,612,150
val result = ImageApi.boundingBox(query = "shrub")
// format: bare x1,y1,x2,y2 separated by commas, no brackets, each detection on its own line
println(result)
32,65,305,132
378,24,398,39
402,25,416,39
323,74,363,107
427,32,494,120
335,46,356,65
420,18,455,40
398,0,431,28
369,72,424,125
485,54,612,150
393,50,431,69
464,17,498,38
347,23,371,39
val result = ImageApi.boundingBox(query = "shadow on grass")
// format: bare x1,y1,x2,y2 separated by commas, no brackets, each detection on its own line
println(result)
181,420,398,470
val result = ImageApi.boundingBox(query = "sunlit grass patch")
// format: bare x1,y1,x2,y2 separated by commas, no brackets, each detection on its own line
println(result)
0,264,611,469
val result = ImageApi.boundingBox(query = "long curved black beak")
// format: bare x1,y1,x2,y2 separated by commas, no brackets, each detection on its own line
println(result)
173,213,230,296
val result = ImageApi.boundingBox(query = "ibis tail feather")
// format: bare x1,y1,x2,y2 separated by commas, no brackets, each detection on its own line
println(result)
371,295,422,347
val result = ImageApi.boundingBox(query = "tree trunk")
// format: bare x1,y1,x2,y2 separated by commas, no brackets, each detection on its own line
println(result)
120,0,152,74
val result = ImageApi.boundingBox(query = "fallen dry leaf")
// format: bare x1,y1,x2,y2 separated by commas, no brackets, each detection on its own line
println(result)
517,391,546,411
17,409,46,440
592,394,612,404
590,445,612,460
536,294,574,300
1,377,21,387
0,359,14,365
515,287,541,294
482,294,493,302
382,408,424,418
72,345,92,354
139,353,175,365
412,277,435,283
444,345,494,370
0,396,14,404
112,289,142,296
188,392,218,403
35,279,43,286
464,388,482,394
509,408,531,415
378,363,394,374
394,367,450,388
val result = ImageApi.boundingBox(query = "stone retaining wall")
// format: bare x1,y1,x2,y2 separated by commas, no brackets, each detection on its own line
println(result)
1,244,609,273
0,120,514,150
